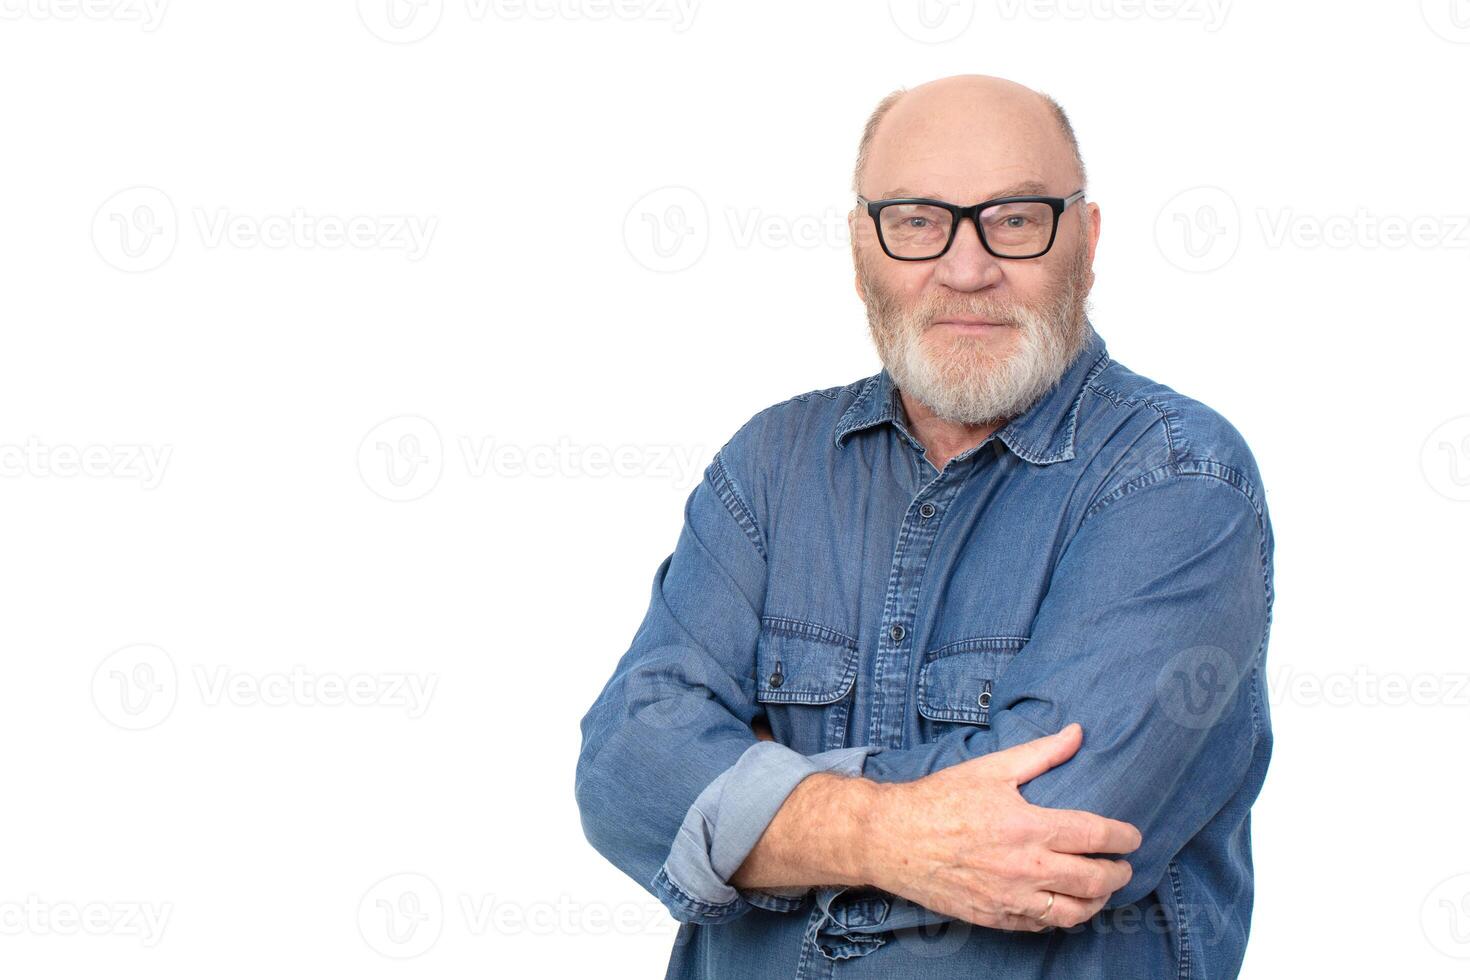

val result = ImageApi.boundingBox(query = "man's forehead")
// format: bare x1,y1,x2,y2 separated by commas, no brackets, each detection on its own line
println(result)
875,179,1054,201
861,85,1078,199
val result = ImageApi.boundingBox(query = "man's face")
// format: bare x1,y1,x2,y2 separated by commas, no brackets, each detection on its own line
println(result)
850,85,1100,426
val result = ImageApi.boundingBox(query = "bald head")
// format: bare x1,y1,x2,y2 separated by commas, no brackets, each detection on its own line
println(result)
852,75,1086,198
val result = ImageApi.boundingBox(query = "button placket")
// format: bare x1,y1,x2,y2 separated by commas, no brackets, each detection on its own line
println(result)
866,467,971,750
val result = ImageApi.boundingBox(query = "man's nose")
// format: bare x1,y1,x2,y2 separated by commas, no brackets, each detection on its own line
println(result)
933,215,1004,292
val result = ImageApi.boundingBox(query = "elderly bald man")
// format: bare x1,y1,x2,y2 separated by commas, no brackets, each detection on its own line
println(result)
576,74,1274,980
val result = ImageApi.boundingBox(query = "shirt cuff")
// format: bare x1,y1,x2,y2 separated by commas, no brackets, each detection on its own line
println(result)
652,740,871,924
812,883,948,935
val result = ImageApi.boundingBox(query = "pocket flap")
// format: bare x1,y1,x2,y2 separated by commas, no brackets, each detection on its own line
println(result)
755,619,860,705
917,643,1024,725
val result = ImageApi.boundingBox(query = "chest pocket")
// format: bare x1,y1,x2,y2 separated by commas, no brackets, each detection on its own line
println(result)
754,617,860,755
916,637,1027,743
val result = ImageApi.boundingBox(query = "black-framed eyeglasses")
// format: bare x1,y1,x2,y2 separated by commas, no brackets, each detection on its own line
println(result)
856,188,1085,260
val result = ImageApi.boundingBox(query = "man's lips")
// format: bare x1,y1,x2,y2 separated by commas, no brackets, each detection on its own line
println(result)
933,317,1010,330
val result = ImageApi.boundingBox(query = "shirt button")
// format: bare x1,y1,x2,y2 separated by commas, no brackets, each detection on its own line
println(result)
768,670,783,688
978,690,992,709
889,624,905,643
919,502,936,518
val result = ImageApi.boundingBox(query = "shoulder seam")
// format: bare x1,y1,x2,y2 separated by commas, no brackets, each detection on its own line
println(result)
708,450,767,560
1087,371,1183,463
1085,458,1260,520
1085,460,1275,744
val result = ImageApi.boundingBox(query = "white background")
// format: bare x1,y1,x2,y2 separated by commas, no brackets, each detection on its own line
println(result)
3,1,1468,976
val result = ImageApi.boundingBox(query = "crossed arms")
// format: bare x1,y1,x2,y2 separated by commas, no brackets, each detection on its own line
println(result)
574,447,1271,932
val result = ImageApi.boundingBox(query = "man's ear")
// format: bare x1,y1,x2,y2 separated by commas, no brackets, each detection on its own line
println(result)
1085,201,1101,265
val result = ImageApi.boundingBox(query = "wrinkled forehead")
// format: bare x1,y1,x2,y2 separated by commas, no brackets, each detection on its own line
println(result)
862,96,1077,202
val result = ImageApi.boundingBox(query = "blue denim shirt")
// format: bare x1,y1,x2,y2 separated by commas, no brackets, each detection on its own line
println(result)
575,322,1275,979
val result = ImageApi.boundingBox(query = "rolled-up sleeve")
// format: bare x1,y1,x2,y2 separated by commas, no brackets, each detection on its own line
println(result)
659,741,871,916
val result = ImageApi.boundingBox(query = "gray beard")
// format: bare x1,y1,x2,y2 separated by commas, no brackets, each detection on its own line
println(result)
861,244,1092,425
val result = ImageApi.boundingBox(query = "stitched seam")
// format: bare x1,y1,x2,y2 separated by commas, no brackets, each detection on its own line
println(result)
1167,860,1193,980
709,450,766,561
652,866,745,921
1087,376,1183,463
927,635,1030,657
918,662,995,724
760,616,859,650
834,375,884,445
1085,458,1260,518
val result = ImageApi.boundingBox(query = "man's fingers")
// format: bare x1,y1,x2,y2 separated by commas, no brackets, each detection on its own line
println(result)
1042,892,1106,929
1039,854,1133,900
980,893,1105,933
992,723,1083,784
1040,807,1142,855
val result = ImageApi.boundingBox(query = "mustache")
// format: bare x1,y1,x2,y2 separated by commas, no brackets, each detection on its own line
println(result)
924,304,1019,324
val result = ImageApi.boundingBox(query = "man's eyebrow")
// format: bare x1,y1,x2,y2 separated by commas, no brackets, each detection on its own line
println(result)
876,180,1054,201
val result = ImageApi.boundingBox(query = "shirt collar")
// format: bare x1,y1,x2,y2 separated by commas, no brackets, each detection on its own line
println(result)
832,320,1110,466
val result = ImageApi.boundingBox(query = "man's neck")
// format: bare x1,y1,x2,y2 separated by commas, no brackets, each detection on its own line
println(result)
898,388,1005,472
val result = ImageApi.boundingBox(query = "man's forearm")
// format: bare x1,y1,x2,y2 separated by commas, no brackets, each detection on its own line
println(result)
728,771,885,890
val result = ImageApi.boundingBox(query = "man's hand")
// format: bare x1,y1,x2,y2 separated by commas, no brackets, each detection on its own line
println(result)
862,723,1140,931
